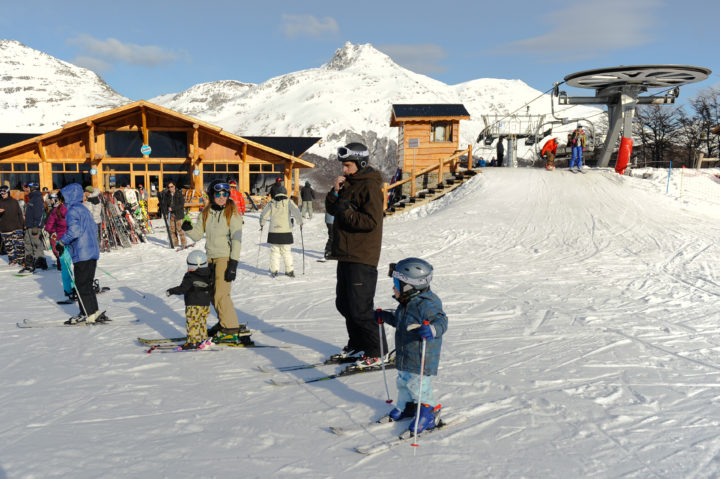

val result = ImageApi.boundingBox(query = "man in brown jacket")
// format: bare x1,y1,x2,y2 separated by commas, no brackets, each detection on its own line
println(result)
325,142,387,367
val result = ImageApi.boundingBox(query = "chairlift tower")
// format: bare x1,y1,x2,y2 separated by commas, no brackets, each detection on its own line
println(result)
555,65,711,168
477,110,546,167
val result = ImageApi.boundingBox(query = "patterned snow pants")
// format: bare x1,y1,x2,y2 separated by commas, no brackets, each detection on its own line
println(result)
1,229,24,264
186,305,210,344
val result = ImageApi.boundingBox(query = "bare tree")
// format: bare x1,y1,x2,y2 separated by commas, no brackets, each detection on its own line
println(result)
634,104,682,167
688,87,720,158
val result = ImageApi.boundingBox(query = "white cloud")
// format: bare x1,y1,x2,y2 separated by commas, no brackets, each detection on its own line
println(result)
377,43,447,75
281,14,339,38
496,0,661,61
72,55,113,74
68,35,180,67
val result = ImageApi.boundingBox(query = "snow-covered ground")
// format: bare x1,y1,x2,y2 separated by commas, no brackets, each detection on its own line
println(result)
2,167,720,478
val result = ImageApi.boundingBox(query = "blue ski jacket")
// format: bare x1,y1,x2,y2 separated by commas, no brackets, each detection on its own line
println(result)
380,290,448,376
60,183,99,263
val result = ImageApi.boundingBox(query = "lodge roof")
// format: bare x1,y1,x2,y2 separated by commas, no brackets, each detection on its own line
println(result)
390,104,470,127
0,101,316,168
0,133,38,149
244,137,321,157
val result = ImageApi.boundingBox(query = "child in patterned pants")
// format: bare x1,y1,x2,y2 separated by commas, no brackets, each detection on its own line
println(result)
166,250,213,349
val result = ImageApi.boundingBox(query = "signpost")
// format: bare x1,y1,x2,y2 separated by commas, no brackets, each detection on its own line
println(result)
408,138,420,196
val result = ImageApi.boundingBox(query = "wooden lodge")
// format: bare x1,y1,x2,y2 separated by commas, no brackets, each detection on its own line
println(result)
0,101,318,213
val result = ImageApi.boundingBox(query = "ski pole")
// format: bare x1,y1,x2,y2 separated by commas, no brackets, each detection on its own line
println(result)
256,226,263,269
375,309,392,404
411,320,429,452
63,256,89,318
300,225,305,275
96,265,146,299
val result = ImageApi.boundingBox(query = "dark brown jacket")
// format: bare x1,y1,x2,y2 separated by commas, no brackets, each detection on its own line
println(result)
325,166,383,267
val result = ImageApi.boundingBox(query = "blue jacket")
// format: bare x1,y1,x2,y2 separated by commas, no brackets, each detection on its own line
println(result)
381,290,448,376
60,183,99,263
25,190,45,229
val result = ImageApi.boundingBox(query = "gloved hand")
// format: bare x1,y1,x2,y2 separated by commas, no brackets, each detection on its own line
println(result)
224,259,238,282
417,321,435,340
181,220,193,231
56,242,65,257
165,290,172,297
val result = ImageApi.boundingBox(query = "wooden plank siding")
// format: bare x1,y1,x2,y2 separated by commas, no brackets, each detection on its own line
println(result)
398,121,461,171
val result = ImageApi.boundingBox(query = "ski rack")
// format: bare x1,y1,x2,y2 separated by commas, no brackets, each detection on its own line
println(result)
553,65,711,167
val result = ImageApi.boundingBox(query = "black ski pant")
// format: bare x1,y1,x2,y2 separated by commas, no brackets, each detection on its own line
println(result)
335,261,387,357
74,259,99,316
324,223,333,257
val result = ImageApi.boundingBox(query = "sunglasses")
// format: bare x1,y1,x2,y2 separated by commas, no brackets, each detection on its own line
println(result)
215,191,229,198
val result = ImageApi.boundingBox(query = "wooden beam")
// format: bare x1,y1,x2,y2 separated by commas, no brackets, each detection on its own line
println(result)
87,122,96,164
141,106,149,158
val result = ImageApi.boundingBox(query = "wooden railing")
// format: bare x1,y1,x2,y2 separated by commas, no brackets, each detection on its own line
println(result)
381,145,472,211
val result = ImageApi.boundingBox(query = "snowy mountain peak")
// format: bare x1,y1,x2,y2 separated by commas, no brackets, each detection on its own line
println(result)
323,42,396,72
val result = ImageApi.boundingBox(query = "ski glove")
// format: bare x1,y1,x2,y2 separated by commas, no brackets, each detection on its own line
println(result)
181,220,193,231
55,242,65,257
417,322,435,340
224,259,238,282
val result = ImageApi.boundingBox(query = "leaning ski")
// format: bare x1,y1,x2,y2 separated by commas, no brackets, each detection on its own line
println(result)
329,414,396,436
354,414,468,455
269,361,397,386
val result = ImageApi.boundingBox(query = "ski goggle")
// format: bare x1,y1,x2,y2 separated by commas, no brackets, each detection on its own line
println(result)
393,277,402,291
337,146,369,159
215,190,229,198
213,183,230,192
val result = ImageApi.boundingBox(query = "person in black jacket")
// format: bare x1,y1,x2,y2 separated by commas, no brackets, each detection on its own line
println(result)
496,137,505,167
20,182,47,273
0,185,26,266
300,181,315,219
160,181,187,249
166,250,214,349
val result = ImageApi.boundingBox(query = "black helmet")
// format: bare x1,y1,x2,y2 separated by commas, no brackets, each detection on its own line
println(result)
206,179,230,201
337,142,370,169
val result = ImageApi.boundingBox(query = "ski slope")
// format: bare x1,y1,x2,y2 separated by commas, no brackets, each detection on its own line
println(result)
2,167,720,478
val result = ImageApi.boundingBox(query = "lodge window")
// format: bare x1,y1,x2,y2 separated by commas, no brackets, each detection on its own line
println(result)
105,131,188,158
0,162,40,190
51,162,91,189
431,122,453,142
202,163,240,191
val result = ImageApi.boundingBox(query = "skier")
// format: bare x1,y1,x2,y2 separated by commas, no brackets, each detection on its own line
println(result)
268,177,284,199
228,180,246,215
166,250,214,350
181,180,247,344
19,182,48,273
300,181,315,219
569,124,587,171
541,138,558,171
0,185,25,266
496,137,505,167
83,186,103,247
56,183,107,324
378,257,448,434
160,181,187,249
259,185,302,277
325,142,387,367
44,193,75,298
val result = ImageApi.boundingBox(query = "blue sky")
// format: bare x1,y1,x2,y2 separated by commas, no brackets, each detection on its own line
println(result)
2,0,718,104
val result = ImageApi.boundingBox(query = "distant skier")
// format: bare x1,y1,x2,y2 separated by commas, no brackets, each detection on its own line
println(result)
56,183,107,324
0,185,25,266
325,142,387,367
259,185,302,278
228,180,246,215
19,182,47,273
496,137,505,167
166,250,214,350
269,177,284,200
378,257,448,434
83,186,103,248
160,181,188,250
300,181,315,219
569,124,586,171
541,138,558,171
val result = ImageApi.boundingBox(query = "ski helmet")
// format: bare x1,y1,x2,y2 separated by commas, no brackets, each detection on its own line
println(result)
186,250,208,270
206,179,230,202
337,142,370,169
390,257,433,302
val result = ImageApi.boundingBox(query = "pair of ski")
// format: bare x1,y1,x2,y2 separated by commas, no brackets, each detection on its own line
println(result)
330,410,468,455
17,317,139,328
139,331,289,354
260,352,396,386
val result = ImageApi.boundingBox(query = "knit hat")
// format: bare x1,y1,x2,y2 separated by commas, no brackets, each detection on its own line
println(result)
84,185,95,193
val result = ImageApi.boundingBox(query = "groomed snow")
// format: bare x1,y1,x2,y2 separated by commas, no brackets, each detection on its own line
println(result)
2,167,720,478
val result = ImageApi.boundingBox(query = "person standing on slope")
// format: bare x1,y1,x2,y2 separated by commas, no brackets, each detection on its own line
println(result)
0,185,25,266
569,125,587,171
228,180,246,215
259,185,302,278
325,142,387,367
300,181,315,219
56,183,107,324
378,257,448,434
541,137,558,171
19,182,47,273
182,180,248,344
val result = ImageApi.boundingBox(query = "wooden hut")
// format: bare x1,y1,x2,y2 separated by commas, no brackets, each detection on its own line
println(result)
0,101,317,212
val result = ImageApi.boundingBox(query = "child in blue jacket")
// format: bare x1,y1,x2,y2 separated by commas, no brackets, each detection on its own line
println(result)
379,257,448,433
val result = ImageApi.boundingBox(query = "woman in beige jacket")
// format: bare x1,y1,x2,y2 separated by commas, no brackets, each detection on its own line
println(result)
259,186,302,278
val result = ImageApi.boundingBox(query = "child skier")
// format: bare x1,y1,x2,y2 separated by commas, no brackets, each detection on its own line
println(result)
166,250,214,350
379,257,448,434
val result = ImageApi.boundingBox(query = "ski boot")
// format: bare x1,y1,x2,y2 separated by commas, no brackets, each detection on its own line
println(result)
327,345,363,363
285,271,295,278
270,271,279,278
212,330,253,345
94,311,111,323
64,313,87,325
408,404,442,434
84,311,105,324
34,257,48,271
389,402,417,422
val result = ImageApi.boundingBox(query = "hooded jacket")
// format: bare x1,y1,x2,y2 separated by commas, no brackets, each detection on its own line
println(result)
541,138,558,156
259,193,302,244
379,289,448,376
83,188,103,224
0,194,24,233
60,183,99,263
167,267,213,307
25,189,45,229
185,203,243,261
44,204,68,239
325,166,384,267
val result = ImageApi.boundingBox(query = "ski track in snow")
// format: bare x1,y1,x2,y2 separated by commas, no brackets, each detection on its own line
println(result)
1,167,720,477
